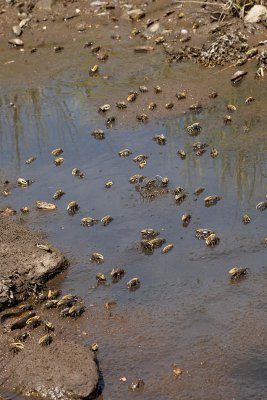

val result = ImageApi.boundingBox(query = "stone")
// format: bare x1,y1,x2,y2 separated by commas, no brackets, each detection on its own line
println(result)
8,38,24,46
127,8,146,21
0,340,99,399
19,17,32,28
149,22,159,33
230,70,247,82
12,25,22,36
36,0,57,11
90,0,107,6
245,5,267,23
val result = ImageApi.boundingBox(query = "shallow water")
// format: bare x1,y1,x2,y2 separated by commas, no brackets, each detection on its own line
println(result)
0,36,267,399
0,388,27,400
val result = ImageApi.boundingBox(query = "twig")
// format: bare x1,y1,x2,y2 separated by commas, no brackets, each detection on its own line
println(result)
219,63,237,71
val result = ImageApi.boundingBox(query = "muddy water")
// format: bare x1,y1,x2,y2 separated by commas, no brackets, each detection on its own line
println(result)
0,389,27,400
0,36,267,399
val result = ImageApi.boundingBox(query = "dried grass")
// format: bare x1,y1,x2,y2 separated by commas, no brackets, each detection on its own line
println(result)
223,0,264,17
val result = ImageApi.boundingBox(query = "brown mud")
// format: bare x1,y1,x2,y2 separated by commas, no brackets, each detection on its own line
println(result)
0,0,266,90
0,215,68,310
0,295,99,399
0,216,100,399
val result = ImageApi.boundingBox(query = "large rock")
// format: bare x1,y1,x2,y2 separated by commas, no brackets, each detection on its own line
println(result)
0,216,68,310
245,5,267,23
1,340,99,399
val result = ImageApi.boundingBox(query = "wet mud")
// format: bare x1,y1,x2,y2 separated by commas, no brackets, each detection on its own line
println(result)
0,0,267,399
0,215,68,310
0,295,99,399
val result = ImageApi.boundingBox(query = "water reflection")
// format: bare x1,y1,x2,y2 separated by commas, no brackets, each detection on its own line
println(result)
0,87,266,204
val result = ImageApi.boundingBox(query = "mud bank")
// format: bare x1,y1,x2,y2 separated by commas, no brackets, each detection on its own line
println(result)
0,339,99,400
1,0,267,90
0,216,99,400
0,215,68,311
